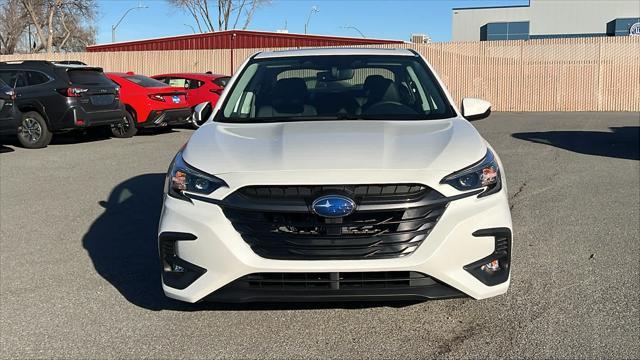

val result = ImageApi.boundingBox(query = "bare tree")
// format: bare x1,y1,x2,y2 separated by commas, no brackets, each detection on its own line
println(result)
19,0,96,53
168,0,269,32
0,0,30,54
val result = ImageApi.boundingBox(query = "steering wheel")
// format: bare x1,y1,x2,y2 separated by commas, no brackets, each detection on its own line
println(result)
362,101,418,115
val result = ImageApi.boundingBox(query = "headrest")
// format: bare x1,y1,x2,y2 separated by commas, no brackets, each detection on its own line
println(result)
272,78,309,114
363,75,387,92
364,76,399,104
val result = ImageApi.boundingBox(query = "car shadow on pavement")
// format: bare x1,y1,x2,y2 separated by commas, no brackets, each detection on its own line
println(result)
83,173,419,311
512,126,639,160
0,143,15,153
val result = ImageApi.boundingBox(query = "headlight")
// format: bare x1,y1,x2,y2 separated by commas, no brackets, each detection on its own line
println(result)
166,150,227,201
441,149,501,197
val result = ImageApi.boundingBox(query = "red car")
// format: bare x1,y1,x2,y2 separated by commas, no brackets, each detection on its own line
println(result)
152,73,230,124
106,72,192,130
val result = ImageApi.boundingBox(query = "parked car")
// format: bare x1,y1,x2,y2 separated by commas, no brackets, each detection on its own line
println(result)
151,72,230,126
0,61,133,148
107,72,191,130
0,79,20,138
158,48,512,303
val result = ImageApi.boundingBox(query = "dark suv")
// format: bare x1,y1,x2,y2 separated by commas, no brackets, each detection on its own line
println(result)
0,61,135,148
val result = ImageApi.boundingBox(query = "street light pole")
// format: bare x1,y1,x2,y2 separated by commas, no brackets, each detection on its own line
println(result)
184,24,196,34
304,6,319,34
112,4,149,43
341,25,366,38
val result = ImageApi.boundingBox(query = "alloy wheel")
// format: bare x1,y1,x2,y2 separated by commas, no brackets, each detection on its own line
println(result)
20,117,42,144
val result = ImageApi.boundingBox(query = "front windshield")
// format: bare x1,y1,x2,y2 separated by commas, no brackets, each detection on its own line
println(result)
217,54,455,123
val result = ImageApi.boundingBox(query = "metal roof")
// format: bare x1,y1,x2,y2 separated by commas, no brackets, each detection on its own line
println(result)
86,30,404,53
254,47,415,59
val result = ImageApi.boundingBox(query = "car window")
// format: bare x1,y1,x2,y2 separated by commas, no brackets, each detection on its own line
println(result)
24,71,50,86
167,78,188,88
219,55,455,122
166,78,203,89
0,70,17,87
124,75,169,88
188,79,203,89
213,76,231,88
14,72,27,88
68,70,113,86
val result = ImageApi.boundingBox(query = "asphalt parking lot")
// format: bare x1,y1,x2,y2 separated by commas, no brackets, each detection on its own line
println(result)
1,112,638,359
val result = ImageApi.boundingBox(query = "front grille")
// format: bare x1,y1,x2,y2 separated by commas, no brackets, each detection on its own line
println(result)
222,184,448,260
238,184,428,203
239,271,436,290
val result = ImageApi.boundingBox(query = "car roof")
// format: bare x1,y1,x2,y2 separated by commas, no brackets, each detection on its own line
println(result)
0,60,99,70
254,47,415,59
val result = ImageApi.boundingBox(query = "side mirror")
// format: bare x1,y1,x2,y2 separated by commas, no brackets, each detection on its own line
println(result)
192,101,212,127
462,98,491,121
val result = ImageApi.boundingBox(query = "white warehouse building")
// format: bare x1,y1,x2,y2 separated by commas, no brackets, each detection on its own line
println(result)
452,0,640,41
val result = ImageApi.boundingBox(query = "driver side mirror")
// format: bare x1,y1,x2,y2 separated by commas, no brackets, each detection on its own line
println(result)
193,102,212,126
462,98,491,121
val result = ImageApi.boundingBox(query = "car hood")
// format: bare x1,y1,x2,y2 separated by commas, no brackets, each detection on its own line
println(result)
183,118,487,175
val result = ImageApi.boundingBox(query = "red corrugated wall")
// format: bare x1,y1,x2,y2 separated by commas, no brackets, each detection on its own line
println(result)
87,30,404,52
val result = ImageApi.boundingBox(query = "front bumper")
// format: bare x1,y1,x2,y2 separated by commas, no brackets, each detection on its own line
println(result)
158,180,513,303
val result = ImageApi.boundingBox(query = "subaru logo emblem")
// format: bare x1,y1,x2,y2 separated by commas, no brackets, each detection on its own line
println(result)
311,195,356,218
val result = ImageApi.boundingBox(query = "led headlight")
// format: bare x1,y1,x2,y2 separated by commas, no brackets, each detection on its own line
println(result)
166,150,227,201
441,149,501,197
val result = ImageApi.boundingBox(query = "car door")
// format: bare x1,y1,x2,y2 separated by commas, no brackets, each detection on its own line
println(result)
0,79,19,135
14,70,65,126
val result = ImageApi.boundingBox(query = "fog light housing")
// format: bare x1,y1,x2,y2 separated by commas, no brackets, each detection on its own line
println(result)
159,232,206,290
464,228,511,286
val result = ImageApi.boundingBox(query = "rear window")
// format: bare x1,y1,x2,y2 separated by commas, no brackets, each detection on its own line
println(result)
68,70,113,86
124,75,168,88
213,76,231,87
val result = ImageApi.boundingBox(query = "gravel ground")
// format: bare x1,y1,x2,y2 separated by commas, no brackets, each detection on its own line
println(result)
1,112,639,359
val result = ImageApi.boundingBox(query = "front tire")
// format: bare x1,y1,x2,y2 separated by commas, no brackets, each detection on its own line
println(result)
17,111,52,149
111,112,137,138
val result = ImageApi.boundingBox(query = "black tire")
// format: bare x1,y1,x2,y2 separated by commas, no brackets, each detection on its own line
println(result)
17,111,52,149
111,112,137,138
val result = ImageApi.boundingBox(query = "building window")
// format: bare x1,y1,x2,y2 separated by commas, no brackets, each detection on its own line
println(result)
481,21,530,41
607,18,640,36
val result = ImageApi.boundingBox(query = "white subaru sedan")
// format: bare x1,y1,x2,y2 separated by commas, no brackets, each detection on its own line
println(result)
159,48,512,303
